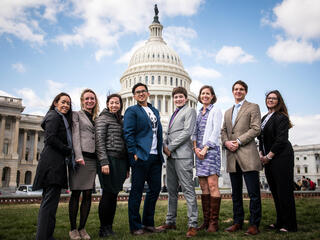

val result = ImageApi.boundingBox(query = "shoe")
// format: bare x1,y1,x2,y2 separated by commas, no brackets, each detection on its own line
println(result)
143,226,162,233
225,223,242,232
99,226,110,238
244,225,260,235
266,223,277,230
279,228,288,233
207,197,221,232
131,229,145,235
78,229,90,240
156,223,177,231
186,227,197,238
69,229,81,240
106,225,115,236
197,194,210,231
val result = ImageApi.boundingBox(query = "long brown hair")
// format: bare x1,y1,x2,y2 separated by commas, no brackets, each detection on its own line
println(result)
198,85,217,104
80,88,100,120
49,92,73,126
265,90,293,128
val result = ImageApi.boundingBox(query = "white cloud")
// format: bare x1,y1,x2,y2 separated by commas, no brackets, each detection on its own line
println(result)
116,40,145,64
264,0,320,63
215,46,255,64
269,0,320,40
163,26,197,55
95,49,114,62
0,90,16,98
0,0,64,45
190,79,203,96
12,62,26,73
187,66,222,80
267,38,320,63
161,0,204,16
290,114,320,145
16,88,48,110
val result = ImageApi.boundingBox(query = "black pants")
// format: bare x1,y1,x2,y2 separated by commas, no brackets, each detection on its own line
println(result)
99,191,118,227
265,156,297,231
229,162,261,227
36,185,61,240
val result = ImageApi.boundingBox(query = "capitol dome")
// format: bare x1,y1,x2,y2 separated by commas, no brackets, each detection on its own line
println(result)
119,7,197,129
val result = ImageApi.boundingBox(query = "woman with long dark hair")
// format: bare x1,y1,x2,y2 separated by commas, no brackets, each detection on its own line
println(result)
192,85,222,233
258,90,297,232
95,93,129,237
68,89,100,240
33,92,74,240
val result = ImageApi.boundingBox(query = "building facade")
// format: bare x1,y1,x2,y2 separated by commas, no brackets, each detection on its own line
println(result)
0,95,43,190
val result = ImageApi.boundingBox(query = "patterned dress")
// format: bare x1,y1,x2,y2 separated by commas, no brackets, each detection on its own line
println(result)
194,104,221,177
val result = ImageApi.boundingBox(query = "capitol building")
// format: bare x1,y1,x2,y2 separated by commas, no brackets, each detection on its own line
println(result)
119,9,197,130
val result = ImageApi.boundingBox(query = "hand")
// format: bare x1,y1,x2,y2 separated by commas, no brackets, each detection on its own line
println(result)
163,146,171,157
261,156,270,165
199,147,208,159
194,148,202,160
225,141,238,152
126,170,130,179
101,165,110,175
76,158,85,165
134,154,138,161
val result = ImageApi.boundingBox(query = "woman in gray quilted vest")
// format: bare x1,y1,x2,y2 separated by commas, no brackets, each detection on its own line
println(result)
95,93,130,237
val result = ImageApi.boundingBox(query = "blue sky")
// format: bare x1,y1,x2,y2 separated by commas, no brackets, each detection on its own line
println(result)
0,0,319,145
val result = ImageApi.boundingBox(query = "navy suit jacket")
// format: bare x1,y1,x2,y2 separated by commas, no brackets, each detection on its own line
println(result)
123,103,164,163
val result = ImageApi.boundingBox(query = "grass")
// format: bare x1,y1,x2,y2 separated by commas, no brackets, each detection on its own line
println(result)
1,198,320,240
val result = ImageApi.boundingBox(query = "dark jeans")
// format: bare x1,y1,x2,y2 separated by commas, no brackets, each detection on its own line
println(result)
36,185,61,240
229,162,261,227
128,154,162,231
99,191,118,227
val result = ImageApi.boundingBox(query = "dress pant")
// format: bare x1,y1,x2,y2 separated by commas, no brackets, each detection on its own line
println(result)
128,154,162,231
229,162,261,227
36,185,61,240
265,154,297,231
166,157,198,227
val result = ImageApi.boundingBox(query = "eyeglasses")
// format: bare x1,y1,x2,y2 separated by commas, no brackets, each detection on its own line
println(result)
267,97,278,101
134,90,148,95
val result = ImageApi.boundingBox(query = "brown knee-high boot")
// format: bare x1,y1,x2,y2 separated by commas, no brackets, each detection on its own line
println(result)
207,197,221,232
197,194,210,231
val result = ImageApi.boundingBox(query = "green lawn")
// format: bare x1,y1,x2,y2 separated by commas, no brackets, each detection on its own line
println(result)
1,198,320,240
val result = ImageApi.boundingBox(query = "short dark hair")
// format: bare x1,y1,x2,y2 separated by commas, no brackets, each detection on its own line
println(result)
198,85,217,104
232,80,248,93
132,83,148,94
172,86,188,98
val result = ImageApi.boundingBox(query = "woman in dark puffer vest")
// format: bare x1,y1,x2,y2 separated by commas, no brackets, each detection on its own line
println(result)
95,93,129,237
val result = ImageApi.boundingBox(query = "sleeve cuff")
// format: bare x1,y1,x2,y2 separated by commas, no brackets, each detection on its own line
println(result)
236,138,242,146
205,141,216,149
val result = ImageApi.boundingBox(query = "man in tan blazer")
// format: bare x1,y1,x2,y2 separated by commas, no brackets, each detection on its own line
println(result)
221,80,262,235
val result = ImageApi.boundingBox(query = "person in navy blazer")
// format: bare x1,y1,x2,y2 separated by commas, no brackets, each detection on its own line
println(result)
123,82,163,235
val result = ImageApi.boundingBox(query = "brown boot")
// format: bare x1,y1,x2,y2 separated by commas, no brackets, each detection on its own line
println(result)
197,194,210,231
207,197,221,232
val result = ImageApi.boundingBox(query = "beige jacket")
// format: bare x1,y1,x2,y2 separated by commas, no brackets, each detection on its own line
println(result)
221,100,262,173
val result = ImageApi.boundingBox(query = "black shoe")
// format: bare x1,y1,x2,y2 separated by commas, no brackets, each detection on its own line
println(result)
99,226,110,238
106,225,115,236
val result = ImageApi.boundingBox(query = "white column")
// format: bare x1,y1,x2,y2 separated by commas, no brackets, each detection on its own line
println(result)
12,117,20,159
169,96,173,115
162,95,165,114
21,130,27,162
0,115,6,157
155,95,158,109
33,130,38,164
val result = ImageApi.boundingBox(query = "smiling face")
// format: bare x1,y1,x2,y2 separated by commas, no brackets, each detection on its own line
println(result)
54,95,71,114
107,96,121,113
200,88,214,106
173,93,187,108
133,85,150,106
266,93,279,111
232,83,247,103
82,91,96,113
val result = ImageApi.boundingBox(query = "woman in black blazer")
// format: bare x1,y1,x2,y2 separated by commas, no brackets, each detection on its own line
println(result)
258,90,297,232
33,92,73,240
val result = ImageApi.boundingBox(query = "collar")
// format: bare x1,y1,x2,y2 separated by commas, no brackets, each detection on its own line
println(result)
200,103,213,112
235,99,245,107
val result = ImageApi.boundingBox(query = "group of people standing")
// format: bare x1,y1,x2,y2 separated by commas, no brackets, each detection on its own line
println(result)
32,79,297,240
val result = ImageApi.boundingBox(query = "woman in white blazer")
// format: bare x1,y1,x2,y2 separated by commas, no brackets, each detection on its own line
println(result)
192,85,222,233
68,89,100,240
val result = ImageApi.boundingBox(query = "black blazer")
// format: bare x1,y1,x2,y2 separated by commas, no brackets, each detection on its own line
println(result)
33,110,71,190
258,112,293,161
